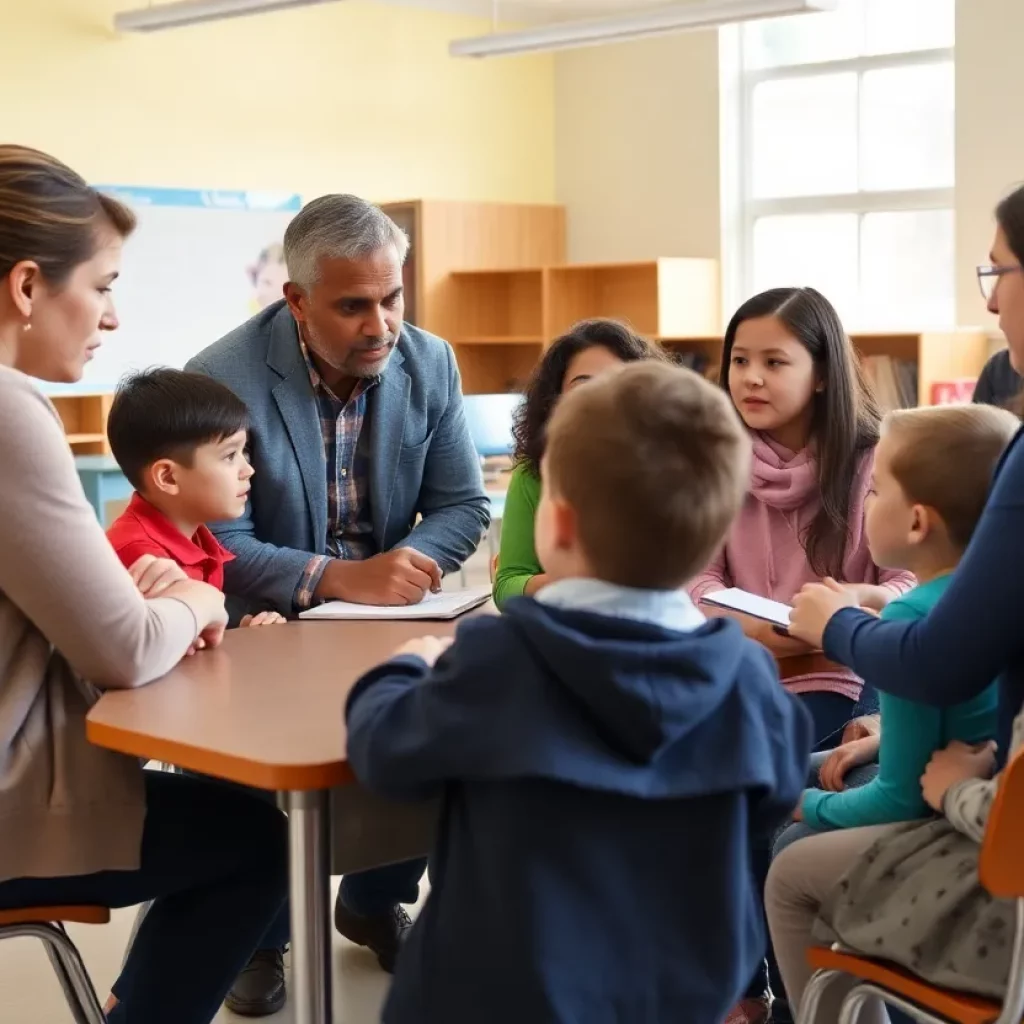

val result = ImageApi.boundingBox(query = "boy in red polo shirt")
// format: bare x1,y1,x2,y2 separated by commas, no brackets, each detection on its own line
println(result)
106,368,284,627
105,367,286,1018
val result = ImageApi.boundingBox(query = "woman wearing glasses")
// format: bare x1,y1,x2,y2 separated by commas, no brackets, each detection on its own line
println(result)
762,182,1024,1024
975,229,1024,408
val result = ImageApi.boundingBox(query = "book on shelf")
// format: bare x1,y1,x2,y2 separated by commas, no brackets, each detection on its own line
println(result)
862,355,918,411
930,379,977,405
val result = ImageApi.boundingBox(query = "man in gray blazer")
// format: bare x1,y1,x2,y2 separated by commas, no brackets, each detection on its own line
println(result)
186,195,489,1016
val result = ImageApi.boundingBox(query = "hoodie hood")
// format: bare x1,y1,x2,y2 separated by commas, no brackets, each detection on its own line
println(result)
504,597,752,766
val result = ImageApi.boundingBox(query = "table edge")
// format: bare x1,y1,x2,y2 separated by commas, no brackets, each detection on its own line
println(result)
86,718,353,792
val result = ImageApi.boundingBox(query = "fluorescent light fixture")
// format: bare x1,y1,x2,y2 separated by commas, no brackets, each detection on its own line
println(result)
450,0,837,58
114,0,345,33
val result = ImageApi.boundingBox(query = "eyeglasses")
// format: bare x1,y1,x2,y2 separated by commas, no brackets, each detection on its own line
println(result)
977,263,1023,302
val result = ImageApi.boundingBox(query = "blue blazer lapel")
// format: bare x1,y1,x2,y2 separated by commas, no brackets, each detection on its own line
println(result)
267,310,328,552
370,344,410,545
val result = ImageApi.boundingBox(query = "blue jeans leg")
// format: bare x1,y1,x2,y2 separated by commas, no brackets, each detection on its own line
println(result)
339,859,428,918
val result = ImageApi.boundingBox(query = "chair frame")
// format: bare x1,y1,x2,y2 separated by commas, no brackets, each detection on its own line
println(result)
799,736,1024,1024
0,919,107,1023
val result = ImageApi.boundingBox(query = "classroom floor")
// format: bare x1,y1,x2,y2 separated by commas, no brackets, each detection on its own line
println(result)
0,542,493,1023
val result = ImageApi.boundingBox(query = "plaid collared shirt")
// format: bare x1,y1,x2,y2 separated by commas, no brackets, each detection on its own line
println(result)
294,340,378,608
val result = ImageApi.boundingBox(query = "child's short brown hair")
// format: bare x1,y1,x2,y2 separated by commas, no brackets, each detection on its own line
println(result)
885,403,1019,550
544,361,750,589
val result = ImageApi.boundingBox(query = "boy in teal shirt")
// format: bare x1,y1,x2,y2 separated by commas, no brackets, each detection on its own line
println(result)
795,404,1017,831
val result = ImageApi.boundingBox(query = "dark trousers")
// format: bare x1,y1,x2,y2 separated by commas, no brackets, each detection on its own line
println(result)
749,693,913,1024
0,770,289,1024
746,691,857,1002
185,771,426,934
340,859,427,917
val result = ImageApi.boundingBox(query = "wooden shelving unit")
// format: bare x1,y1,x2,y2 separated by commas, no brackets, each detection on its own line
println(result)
443,258,721,393
852,331,990,407
45,390,114,454
436,253,989,401
547,259,720,340
379,200,565,396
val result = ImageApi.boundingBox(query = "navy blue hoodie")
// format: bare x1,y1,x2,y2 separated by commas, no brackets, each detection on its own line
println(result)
345,597,813,1024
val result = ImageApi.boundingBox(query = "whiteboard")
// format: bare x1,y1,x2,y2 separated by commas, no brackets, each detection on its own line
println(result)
83,186,300,388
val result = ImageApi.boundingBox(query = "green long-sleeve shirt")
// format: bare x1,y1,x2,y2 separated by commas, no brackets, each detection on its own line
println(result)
802,574,998,831
493,464,543,609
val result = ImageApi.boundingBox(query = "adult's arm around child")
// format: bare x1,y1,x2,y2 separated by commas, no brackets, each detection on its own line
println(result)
822,430,1024,711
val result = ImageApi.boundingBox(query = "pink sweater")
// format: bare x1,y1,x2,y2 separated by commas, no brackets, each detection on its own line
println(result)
689,434,915,699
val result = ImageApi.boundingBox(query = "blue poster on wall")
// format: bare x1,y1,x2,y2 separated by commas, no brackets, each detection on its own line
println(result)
81,185,302,388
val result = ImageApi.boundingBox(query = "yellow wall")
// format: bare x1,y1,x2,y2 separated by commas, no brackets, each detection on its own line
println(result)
0,0,555,205
955,0,1024,329
554,30,721,264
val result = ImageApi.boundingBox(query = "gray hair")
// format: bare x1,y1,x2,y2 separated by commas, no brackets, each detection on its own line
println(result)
283,194,409,289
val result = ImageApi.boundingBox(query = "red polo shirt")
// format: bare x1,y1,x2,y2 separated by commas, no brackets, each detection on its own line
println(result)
107,493,235,591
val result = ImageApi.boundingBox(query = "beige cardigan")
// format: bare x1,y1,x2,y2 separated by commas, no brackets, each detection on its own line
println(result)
0,366,199,883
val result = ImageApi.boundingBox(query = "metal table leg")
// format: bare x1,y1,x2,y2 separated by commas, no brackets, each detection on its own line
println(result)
284,790,332,1024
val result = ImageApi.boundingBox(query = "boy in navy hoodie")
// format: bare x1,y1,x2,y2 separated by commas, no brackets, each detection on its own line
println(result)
344,361,814,1024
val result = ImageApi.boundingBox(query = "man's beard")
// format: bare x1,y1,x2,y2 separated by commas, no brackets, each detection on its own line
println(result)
304,324,398,379
342,334,397,378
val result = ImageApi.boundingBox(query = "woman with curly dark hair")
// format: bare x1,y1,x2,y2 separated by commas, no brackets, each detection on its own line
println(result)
493,319,665,608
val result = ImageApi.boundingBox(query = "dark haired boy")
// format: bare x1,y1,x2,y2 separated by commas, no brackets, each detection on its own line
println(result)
106,368,282,628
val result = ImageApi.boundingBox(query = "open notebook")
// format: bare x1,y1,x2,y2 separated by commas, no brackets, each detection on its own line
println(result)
299,585,492,621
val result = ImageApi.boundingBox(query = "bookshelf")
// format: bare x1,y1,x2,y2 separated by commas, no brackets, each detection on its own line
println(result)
438,253,989,401
445,258,721,393
44,389,114,455
851,331,990,407
378,200,565,398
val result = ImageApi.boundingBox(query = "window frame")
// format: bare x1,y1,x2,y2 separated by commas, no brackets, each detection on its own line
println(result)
725,32,955,328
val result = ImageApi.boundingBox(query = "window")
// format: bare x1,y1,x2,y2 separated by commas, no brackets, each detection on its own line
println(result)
726,0,955,329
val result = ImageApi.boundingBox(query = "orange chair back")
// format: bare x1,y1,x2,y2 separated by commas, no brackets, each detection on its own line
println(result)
979,742,1024,899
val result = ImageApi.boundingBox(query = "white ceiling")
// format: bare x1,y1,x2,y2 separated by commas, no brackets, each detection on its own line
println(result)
377,0,681,23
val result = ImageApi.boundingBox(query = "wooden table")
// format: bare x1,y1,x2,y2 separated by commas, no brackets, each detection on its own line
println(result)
86,617,468,1024
85,607,836,1024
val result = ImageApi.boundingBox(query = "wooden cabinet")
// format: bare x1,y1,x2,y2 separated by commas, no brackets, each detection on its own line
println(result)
42,387,114,454
379,200,565,394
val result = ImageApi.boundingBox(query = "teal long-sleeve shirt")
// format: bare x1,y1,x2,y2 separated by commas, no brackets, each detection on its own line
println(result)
493,464,543,609
802,574,998,831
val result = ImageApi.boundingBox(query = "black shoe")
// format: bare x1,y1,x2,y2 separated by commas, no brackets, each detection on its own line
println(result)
333,896,412,973
224,948,286,1017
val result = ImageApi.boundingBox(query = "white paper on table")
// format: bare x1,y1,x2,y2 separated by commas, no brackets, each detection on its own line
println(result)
702,588,792,628
298,585,492,621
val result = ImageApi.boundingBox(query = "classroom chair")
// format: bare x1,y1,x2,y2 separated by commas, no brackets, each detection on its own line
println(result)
798,740,1024,1024
0,904,109,1023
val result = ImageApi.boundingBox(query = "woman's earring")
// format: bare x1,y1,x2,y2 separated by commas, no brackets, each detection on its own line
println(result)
22,322,32,333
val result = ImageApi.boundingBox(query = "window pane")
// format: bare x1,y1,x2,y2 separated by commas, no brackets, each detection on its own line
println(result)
864,0,955,56
860,63,954,191
752,74,857,198
860,210,955,328
743,0,862,70
752,214,859,322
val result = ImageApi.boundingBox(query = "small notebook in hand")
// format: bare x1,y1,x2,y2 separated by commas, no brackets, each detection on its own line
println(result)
702,588,792,629
299,585,492,621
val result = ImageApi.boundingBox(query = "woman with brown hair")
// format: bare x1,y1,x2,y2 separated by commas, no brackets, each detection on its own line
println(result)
0,145,288,1024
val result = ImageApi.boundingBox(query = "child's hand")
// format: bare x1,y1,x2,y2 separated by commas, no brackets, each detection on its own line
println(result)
128,554,189,597
819,735,880,791
789,579,860,647
240,611,287,627
393,635,453,667
921,740,998,812
792,793,806,822
839,583,893,613
841,715,881,743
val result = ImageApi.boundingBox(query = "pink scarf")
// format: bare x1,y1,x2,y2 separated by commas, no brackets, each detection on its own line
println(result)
749,433,818,512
